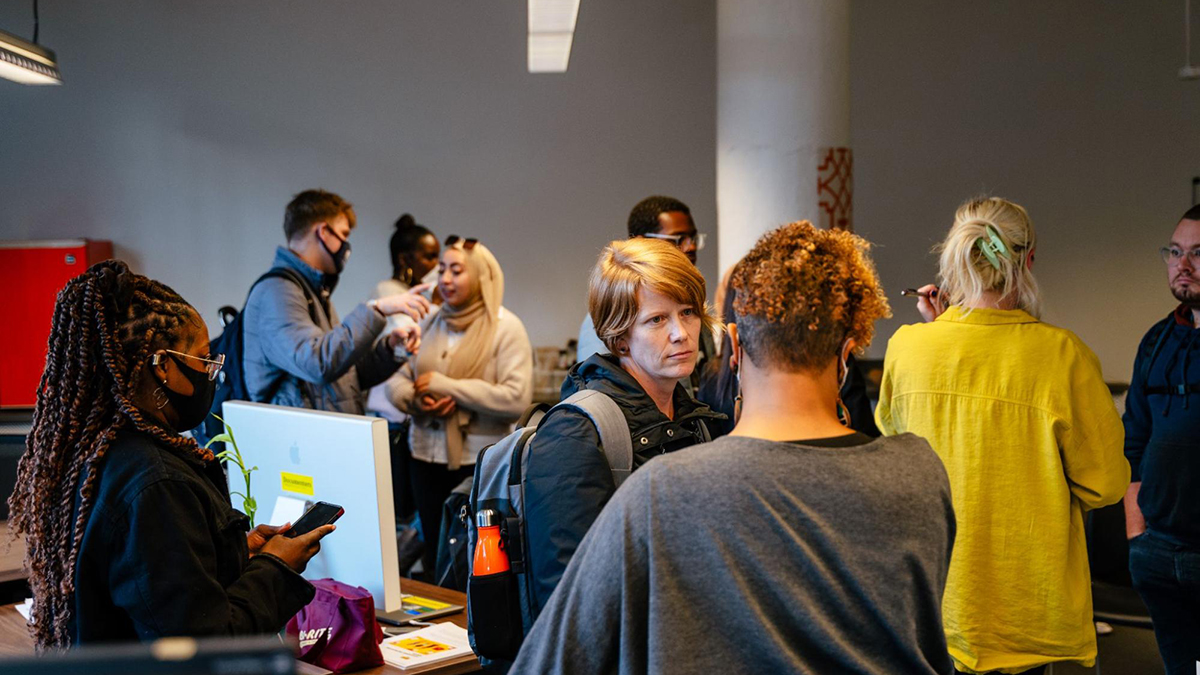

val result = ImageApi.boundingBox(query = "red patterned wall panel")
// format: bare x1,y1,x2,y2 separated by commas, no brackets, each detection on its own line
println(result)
818,147,853,231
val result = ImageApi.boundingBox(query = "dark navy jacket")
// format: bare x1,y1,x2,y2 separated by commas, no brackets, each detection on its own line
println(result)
1123,307,1200,544
70,427,314,643
522,354,725,621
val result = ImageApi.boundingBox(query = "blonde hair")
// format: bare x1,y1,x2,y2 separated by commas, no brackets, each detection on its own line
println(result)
732,221,891,372
937,197,1041,318
588,238,718,353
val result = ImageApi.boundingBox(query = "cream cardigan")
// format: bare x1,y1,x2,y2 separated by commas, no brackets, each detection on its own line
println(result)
385,307,534,466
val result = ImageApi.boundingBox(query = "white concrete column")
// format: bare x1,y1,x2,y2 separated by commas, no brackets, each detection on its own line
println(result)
716,0,851,275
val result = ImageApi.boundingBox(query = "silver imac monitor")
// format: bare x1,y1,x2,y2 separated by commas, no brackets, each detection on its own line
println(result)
219,401,401,612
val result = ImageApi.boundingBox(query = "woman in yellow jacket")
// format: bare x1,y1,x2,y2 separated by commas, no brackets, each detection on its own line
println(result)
875,197,1129,675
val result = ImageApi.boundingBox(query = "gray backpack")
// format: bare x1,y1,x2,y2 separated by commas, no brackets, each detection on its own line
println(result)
465,389,632,663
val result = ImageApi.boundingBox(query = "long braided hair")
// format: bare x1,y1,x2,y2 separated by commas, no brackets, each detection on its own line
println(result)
7,260,215,649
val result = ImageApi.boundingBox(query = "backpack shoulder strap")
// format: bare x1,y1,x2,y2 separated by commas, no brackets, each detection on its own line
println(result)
555,390,634,487
1138,315,1175,385
234,268,320,402
252,267,319,323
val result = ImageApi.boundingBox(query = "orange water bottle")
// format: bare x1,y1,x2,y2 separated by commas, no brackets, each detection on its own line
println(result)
473,509,510,575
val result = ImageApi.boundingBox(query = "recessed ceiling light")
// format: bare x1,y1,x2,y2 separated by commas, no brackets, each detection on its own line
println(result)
528,0,580,73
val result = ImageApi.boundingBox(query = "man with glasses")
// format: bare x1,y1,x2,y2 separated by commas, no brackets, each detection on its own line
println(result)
243,189,430,415
576,196,715,382
1123,203,1200,674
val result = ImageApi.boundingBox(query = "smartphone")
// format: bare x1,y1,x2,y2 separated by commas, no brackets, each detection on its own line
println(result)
286,501,344,538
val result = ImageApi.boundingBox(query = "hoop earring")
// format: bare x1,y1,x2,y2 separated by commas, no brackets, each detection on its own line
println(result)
404,267,414,286
836,397,851,428
152,386,169,410
733,356,743,422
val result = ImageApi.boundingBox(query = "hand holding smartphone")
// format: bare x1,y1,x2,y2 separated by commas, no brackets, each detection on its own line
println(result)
286,501,345,538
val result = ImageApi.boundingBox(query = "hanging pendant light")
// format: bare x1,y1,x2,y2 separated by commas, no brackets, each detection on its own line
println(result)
1,0,61,85
0,27,61,85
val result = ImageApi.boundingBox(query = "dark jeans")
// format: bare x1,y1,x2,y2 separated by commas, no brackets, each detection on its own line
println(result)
1129,529,1200,675
388,423,415,522
409,457,474,577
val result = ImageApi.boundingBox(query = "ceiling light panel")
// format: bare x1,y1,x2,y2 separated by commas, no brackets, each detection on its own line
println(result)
528,32,574,73
528,0,580,33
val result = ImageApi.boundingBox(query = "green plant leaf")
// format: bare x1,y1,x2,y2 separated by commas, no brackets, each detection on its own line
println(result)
215,416,260,528
204,433,234,449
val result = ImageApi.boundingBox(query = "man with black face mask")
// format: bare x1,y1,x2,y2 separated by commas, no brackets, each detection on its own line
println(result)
243,189,431,414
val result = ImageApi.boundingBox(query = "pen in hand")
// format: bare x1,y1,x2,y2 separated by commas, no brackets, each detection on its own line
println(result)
901,288,941,300
902,286,945,323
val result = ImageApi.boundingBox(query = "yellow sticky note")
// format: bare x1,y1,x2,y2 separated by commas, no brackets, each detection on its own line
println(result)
281,472,314,496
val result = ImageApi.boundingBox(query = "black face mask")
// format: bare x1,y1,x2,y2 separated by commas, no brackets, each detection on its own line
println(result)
162,353,217,432
319,226,352,274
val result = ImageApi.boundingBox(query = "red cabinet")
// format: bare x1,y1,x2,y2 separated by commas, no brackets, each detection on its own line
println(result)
0,240,113,408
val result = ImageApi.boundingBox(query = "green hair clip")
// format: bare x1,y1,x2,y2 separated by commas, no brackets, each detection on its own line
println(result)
976,224,1010,269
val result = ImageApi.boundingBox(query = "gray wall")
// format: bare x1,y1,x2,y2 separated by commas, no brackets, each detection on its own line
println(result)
5,1,1196,380
851,0,1200,380
0,1,717,350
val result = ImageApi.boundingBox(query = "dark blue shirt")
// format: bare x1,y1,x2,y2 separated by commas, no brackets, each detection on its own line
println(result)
1123,307,1200,544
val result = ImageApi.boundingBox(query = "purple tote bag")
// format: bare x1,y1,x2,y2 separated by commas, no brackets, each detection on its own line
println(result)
286,578,384,673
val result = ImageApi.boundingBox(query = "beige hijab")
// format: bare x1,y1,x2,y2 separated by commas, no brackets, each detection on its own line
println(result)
415,241,504,468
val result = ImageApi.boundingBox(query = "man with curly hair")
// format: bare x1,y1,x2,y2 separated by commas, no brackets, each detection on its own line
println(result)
514,222,956,675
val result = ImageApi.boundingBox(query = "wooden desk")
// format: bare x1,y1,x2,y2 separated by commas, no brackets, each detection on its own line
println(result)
0,521,28,584
0,579,480,674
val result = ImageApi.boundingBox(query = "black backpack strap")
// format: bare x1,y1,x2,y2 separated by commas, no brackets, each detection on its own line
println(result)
1143,383,1200,396
236,267,321,403
1138,316,1174,385
251,267,320,324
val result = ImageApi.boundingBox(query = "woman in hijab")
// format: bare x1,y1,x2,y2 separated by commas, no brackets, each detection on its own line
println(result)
387,236,533,576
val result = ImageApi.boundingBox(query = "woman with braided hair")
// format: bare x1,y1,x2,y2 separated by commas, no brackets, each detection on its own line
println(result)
7,260,332,649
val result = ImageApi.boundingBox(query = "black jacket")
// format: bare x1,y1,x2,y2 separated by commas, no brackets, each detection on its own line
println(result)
522,353,725,621
70,427,315,643
696,353,879,438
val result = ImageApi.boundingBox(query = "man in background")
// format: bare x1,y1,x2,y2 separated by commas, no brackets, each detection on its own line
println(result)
1123,204,1200,674
243,189,430,414
577,195,715,377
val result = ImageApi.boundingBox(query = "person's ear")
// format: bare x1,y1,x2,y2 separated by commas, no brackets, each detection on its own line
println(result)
614,338,629,356
1025,247,1036,270
727,323,740,372
840,337,857,363
149,350,171,384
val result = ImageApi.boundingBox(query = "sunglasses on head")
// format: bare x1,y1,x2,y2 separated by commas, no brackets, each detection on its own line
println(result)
444,235,479,250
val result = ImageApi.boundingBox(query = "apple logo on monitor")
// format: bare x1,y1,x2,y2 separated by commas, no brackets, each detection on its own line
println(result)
289,442,301,465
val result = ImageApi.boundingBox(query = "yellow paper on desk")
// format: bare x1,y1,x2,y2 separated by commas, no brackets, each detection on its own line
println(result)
380,622,473,670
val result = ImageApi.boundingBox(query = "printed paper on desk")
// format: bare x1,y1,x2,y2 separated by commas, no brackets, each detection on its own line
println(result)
380,622,473,670
16,598,32,621
269,495,307,527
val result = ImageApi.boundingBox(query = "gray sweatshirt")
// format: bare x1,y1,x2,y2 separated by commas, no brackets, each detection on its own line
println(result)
511,433,956,675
